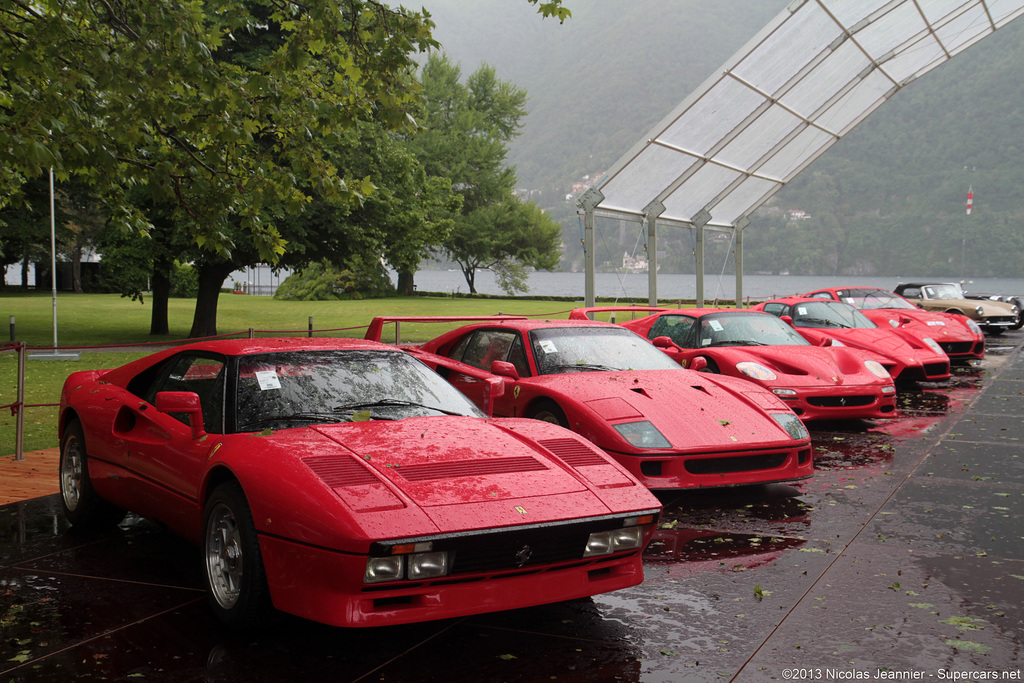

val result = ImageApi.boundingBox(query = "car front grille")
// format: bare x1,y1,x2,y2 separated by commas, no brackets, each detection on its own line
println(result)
368,513,656,578
684,451,787,474
940,341,974,355
806,395,875,408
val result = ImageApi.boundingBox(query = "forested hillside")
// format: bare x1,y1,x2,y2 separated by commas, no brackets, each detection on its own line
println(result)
422,1,1024,278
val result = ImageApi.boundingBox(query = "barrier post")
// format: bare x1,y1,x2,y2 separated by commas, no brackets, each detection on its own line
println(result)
308,317,313,337
8,316,13,342
15,342,26,461
248,328,255,339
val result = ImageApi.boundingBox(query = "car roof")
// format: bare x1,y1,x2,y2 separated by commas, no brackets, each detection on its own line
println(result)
100,337,399,386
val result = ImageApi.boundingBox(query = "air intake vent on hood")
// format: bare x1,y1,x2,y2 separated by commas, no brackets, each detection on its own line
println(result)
303,456,379,487
396,456,547,482
539,438,607,467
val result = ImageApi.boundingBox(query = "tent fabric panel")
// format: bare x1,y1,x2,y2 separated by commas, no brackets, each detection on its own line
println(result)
657,78,766,157
597,144,701,215
661,163,743,221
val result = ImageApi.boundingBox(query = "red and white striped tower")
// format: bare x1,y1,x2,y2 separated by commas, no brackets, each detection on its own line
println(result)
966,185,974,215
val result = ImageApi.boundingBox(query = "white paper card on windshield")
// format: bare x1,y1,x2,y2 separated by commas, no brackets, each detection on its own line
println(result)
708,320,724,332
797,306,807,315
845,297,855,305
255,370,281,390
539,340,558,354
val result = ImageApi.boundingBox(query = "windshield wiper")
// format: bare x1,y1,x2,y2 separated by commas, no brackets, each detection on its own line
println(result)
798,317,846,328
709,339,767,346
239,413,341,430
551,363,619,372
335,399,464,416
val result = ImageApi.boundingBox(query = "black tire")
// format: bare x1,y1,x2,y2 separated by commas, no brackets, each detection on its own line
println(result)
203,481,274,629
59,419,125,530
697,356,720,373
527,401,569,428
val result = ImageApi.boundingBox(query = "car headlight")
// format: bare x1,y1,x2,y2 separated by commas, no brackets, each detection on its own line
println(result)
922,337,944,354
584,526,645,557
365,542,451,583
772,388,798,397
882,385,897,395
364,556,404,584
965,318,983,335
770,412,809,440
864,360,890,379
975,306,984,316
614,420,671,448
1012,305,1020,315
736,361,778,381
407,552,449,580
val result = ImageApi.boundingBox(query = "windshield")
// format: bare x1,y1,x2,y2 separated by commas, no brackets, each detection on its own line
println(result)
696,312,810,347
790,301,876,329
922,284,964,300
234,349,483,431
836,288,917,311
530,326,681,375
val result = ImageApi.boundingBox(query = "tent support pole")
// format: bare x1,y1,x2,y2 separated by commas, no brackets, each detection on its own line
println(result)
643,200,665,306
734,216,749,308
578,188,604,308
693,209,710,308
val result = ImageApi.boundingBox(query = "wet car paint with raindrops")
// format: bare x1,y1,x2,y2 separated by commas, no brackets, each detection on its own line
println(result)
1,336,1022,680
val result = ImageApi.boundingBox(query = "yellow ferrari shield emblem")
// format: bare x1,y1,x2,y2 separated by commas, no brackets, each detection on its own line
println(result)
513,385,521,399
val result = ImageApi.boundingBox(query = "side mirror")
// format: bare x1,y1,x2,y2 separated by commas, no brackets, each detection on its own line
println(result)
780,315,795,327
651,336,676,349
687,356,708,372
482,376,506,416
817,336,834,347
156,391,206,439
490,360,520,380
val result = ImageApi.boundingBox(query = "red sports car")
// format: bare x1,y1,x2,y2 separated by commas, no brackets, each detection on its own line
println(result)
58,338,661,629
366,316,813,491
802,286,984,362
573,306,897,422
751,296,951,382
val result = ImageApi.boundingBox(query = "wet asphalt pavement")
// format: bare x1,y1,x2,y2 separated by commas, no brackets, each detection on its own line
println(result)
2,335,1022,682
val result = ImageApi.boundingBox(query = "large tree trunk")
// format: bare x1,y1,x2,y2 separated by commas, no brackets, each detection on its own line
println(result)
189,263,235,338
150,268,171,336
70,243,83,293
396,269,416,295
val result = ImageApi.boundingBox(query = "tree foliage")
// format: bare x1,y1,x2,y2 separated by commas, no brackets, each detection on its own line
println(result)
411,54,562,294
2,1,449,262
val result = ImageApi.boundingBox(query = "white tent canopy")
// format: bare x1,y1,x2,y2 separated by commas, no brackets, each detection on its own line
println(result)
578,0,1024,306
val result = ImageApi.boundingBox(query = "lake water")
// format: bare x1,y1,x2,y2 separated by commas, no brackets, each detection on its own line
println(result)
403,270,1024,303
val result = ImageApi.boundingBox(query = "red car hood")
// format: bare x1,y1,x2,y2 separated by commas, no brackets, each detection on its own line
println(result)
859,309,975,342
797,327,928,364
310,418,624,509
704,346,885,387
528,370,798,450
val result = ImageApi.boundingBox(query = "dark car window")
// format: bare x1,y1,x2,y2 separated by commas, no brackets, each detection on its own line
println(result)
647,314,696,347
142,354,227,434
761,303,790,317
698,312,809,347
450,330,531,378
234,349,483,432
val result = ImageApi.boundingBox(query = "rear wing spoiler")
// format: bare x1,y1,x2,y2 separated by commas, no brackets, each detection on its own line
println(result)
568,306,668,321
365,315,529,344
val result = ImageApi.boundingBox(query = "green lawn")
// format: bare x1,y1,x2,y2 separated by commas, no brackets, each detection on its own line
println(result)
1,291,585,456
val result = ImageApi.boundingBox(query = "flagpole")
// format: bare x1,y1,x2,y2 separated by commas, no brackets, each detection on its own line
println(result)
50,166,58,350
961,183,973,282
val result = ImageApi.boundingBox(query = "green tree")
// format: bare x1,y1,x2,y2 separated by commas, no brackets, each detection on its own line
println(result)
412,55,562,293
